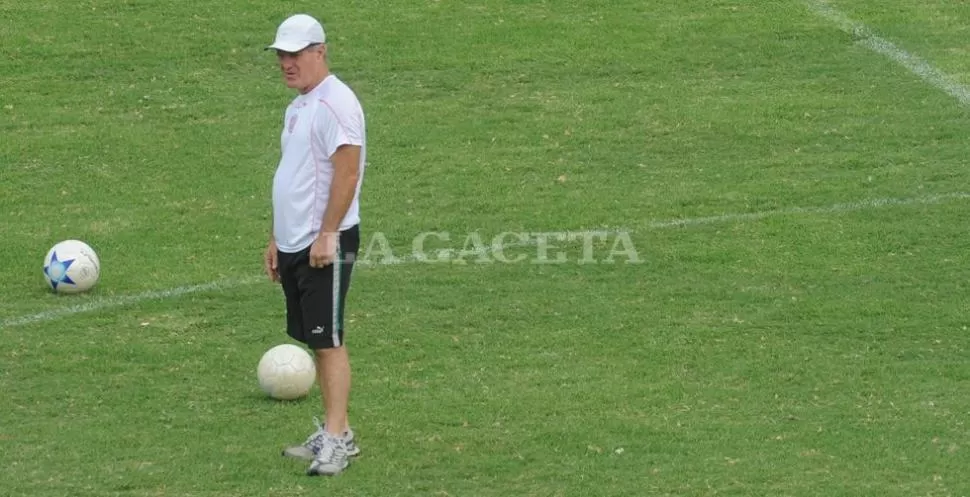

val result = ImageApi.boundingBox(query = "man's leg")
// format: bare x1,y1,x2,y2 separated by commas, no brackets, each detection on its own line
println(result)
303,227,359,476
279,239,359,464
313,229,356,436
316,345,351,436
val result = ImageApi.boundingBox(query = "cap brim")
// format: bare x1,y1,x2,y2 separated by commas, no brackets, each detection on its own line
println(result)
265,40,312,52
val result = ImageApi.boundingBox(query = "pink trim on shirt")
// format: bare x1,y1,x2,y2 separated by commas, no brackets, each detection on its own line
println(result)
318,99,352,142
309,107,324,233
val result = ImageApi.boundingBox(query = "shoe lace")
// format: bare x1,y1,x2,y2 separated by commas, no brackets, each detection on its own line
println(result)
315,434,347,463
304,416,327,453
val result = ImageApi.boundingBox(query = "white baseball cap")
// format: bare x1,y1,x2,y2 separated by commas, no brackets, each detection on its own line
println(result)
266,14,326,52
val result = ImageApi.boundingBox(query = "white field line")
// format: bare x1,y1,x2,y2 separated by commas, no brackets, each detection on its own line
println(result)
0,232,615,329
2,191,968,329
649,191,970,229
805,0,970,107
0,278,260,329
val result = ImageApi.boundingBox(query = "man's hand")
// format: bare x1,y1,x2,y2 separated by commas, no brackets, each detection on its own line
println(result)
265,239,280,282
309,232,338,268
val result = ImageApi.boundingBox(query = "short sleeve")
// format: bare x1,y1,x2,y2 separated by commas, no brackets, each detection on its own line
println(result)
314,99,363,158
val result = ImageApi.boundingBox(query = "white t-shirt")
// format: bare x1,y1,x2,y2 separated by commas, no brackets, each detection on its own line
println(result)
272,74,366,253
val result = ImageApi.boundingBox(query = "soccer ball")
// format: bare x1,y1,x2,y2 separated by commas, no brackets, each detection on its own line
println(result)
257,344,316,400
43,240,101,294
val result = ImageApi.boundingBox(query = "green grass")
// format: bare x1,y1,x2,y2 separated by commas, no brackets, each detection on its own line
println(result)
2,0,970,496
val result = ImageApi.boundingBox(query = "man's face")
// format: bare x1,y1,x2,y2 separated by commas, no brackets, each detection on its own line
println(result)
277,44,324,91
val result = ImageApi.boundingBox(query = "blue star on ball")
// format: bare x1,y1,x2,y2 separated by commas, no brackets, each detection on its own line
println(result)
44,252,76,290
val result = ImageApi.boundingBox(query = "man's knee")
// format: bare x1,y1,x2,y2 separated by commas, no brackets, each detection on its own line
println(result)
313,345,345,357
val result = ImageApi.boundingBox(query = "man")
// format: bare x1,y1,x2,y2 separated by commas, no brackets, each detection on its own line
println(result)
262,13,367,477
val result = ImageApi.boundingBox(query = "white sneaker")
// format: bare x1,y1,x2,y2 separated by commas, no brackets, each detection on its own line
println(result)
282,417,361,460
307,434,351,476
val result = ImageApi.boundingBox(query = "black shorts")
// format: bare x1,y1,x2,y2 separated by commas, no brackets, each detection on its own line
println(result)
277,225,360,349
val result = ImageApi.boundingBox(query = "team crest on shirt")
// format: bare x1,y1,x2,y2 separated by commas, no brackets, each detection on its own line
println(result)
287,114,299,133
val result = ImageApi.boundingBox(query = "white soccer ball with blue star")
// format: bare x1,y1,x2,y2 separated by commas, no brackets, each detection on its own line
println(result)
43,240,101,294
257,344,317,400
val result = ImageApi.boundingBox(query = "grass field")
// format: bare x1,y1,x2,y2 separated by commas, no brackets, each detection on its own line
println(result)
2,0,970,495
